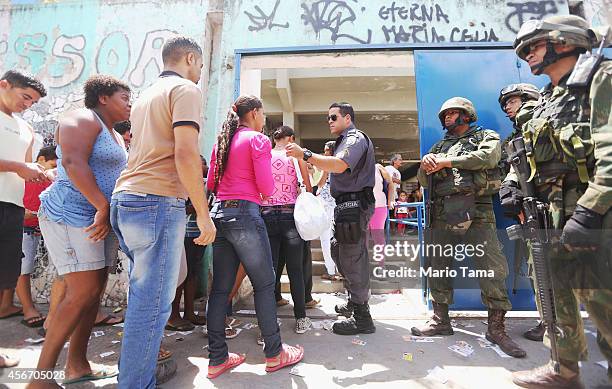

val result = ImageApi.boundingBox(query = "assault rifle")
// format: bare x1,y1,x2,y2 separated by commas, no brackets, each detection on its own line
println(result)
422,173,434,298
505,136,561,373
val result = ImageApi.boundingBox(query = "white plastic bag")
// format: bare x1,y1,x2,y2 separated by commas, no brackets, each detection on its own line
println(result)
292,159,330,240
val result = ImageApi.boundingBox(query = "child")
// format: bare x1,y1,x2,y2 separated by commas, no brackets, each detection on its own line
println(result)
394,191,410,235
16,146,57,327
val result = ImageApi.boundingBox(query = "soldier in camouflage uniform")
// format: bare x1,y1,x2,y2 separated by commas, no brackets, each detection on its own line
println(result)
497,83,548,342
505,15,612,388
411,97,526,358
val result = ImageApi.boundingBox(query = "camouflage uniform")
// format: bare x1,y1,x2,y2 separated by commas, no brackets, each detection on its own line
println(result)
498,84,544,341
417,125,512,310
509,15,612,387
412,97,526,358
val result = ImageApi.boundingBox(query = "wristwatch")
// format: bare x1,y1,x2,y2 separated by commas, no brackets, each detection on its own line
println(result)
303,149,313,162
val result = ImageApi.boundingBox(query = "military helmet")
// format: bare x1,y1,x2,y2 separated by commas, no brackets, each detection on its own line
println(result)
513,15,593,61
498,83,540,110
438,97,477,126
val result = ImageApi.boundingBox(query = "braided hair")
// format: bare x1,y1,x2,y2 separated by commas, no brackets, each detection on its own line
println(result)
213,95,263,191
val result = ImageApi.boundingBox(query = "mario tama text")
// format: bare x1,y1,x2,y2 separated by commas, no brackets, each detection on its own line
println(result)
372,265,495,279
372,241,486,262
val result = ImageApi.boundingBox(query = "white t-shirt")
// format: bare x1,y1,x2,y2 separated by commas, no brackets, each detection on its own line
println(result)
385,165,401,202
0,111,32,207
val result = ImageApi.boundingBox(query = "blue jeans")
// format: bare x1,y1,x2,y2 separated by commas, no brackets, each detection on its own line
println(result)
110,193,186,389
262,210,306,319
208,200,282,365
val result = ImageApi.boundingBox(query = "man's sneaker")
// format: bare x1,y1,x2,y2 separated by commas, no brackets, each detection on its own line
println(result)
295,317,312,334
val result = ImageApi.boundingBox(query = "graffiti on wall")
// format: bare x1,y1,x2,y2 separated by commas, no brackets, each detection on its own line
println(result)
239,0,569,45
2,29,177,89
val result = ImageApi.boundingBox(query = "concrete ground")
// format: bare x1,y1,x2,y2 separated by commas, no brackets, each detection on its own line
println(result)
1,292,610,389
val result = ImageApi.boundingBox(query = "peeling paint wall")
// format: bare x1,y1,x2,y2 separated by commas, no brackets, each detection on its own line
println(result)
0,0,210,144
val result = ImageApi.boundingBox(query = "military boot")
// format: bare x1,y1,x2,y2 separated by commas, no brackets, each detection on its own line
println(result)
485,309,526,358
332,303,376,335
410,302,453,336
512,360,585,388
523,321,546,342
335,300,356,318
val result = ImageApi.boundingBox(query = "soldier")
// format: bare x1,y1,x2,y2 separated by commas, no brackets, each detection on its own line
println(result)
498,83,541,175
410,97,526,358
498,83,547,343
507,15,612,388
287,102,376,335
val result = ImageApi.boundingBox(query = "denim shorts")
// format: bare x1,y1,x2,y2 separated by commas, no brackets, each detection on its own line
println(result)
38,206,119,276
21,230,40,275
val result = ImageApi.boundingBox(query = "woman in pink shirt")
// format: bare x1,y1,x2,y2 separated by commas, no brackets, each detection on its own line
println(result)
261,126,312,335
205,96,303,379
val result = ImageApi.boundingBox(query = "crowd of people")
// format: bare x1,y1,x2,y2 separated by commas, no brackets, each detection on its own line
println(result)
0,13,610,389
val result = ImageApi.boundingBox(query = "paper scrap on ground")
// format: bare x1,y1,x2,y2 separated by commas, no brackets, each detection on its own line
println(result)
111,340,121,344
352,338,367,346
236,310,256,315
93,331,105,337
403,352,413,361
403,335,436,343
113,307,123,313
312,320,334,331
178,331,193,336
24,337,45,344
596,361,609,369
449,341,474,357
100,351,115,358
584,329,597,338
202,345,208,350
166,332,177,337
242,323,258,330
113,323,124,328
426,366,449,384
289,364,306,377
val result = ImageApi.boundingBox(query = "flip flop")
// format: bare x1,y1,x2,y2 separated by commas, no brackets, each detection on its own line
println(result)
62,368,119,385
207,353,246,379
265,344,304,373
158,347,173,362
0,309,23,319
165,321,195,331
21,315,46,328
94,314,123,327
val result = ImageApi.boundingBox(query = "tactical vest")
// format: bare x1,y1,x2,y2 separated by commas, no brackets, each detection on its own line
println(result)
522,75,597,186
431,127,504,197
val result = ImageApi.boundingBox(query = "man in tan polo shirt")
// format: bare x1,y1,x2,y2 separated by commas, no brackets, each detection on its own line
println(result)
110,36,215,389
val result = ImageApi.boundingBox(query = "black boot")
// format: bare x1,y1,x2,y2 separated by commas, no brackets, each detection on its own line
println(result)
335,300,356,318
332,303,376,335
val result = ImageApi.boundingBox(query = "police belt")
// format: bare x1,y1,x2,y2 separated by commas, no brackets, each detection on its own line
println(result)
334,188,374,204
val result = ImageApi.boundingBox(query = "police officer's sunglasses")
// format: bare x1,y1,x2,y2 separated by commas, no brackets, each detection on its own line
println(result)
327,114,348,122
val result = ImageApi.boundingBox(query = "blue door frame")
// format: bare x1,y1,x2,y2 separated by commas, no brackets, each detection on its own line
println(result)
233,42,544,310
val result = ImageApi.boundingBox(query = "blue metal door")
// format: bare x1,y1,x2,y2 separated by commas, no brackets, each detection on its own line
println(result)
414,49,548,310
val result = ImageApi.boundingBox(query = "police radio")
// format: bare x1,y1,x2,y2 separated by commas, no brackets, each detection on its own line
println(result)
567,27,609,89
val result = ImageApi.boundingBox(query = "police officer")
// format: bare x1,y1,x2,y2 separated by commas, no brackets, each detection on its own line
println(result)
508,15,612,388
497,83,547,343
286,102,376,335
411,97,526,358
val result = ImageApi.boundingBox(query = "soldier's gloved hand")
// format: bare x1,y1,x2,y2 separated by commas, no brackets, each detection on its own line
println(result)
499,181,523,218
561,205,603,251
